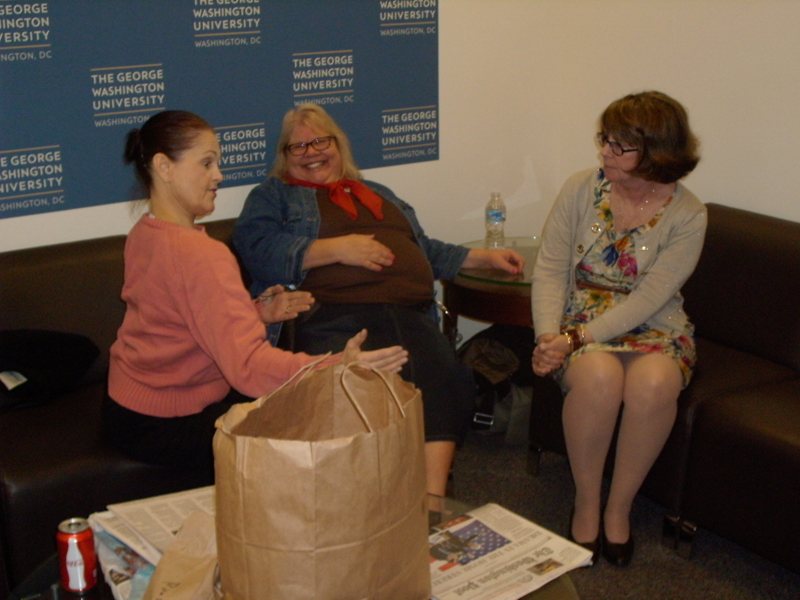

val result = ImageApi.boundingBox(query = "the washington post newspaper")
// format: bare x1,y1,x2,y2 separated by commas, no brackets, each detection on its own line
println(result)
92,487,589,600
430,503,592,600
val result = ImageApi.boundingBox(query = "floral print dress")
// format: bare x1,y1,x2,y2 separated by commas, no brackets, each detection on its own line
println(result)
554,175,697,389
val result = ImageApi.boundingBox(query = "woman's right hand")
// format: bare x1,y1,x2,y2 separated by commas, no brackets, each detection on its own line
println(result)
256,285,315,324
304,235,395,272
339,234,395,270
532,333,569,376
341,329,408,373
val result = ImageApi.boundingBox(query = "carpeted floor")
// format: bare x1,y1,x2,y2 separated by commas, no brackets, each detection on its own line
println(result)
451,430,800,600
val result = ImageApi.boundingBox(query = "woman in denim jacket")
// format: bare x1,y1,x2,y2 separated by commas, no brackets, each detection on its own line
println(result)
234,104,524,496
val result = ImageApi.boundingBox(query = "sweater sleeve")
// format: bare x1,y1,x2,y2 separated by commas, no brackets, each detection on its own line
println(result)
171,233,334,398
531,172,588,337
586,199,707,343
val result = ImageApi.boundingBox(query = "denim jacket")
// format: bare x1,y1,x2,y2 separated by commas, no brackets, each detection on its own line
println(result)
233,176,470,343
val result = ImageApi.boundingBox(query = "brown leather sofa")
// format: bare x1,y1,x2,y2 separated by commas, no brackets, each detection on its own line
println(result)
528,202,800,574
0,218,239,596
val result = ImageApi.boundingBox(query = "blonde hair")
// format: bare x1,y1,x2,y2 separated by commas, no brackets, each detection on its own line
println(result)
269,103,360,181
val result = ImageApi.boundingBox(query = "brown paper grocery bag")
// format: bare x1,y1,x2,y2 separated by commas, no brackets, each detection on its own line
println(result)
213,361,431,600
143,511,221,600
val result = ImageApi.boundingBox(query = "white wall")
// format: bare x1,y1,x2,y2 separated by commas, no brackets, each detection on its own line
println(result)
3,0,799,256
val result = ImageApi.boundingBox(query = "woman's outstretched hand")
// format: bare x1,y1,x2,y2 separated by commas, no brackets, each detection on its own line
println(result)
462,248,526,274
342,329,408,373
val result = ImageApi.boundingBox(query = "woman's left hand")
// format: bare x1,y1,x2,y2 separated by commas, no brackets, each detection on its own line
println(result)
532,333,569,376
462,248,525,274
342,329,409,373
256,285,315,324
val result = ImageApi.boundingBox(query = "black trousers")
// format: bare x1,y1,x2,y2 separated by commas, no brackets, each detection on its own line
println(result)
102,388,253,482
292,302,476,444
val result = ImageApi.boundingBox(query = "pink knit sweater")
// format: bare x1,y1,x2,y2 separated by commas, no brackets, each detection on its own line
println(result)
109,216,335,417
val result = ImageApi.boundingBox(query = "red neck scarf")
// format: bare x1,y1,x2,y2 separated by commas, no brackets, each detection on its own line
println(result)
286,177,384,220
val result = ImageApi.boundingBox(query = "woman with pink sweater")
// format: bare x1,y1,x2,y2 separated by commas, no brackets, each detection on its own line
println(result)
103,110,407,481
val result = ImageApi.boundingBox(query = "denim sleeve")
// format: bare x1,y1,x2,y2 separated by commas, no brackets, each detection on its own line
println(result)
233,178,318,296
419,234,470,281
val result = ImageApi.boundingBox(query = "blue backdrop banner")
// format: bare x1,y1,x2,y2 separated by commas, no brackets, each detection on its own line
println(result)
0,0,439,219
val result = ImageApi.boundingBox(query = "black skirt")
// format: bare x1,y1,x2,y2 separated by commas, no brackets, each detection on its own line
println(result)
102,387,252,482
291,302,476,444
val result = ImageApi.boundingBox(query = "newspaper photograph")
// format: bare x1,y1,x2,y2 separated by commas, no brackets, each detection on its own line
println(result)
106,486,216,558
89,511,162,566
429,503,592,600
88,513,155,600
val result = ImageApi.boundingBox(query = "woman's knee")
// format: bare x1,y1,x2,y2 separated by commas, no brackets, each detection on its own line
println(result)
622,355,682,410
564,351,625,397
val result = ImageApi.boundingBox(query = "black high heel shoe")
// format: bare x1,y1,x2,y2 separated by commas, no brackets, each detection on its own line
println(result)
568,510,600,567
602,528,634,567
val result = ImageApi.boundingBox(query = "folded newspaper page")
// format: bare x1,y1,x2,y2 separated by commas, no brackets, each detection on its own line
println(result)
88,512,156,600
429,503,592,600
88,488,216,600
90,511,162,566
106,486,216,561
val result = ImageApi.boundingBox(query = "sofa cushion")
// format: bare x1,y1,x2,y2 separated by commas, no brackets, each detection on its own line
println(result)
0,383,213,588
0,330,100,414
682,203,800,371
0,235,127,384
641,337,798,507
682,378,800,573
687,337,798,397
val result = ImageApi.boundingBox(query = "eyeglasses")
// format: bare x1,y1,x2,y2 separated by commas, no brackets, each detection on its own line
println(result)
595,132,639,156
285,135,336,156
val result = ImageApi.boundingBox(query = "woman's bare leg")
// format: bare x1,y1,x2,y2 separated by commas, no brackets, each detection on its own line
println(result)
425,440,457,497
562,352,625,542
603,353,682,543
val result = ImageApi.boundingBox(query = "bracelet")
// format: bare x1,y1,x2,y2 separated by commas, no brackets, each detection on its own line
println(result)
563,327,584,354
569,328,582,352
577,324,587,346
562,331,574,354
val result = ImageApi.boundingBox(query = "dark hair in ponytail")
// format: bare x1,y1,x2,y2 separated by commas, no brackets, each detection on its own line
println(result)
124,110,213,194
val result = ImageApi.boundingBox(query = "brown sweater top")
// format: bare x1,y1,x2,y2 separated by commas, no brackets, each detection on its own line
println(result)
300,189,434,305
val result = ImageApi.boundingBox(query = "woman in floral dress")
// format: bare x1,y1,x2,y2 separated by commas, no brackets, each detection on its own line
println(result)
531,91,705,566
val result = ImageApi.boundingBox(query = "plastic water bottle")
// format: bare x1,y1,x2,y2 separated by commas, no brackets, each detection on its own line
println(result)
484,192,506,249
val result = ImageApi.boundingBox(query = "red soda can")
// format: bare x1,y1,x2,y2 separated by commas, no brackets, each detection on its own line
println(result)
57,517,98,593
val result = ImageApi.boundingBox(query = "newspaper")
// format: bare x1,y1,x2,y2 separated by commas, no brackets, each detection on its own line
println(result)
429,503,592,600
87,488,215,600
89,511,162,566
88,512,156,600
92,486,587,600
106,486,216,563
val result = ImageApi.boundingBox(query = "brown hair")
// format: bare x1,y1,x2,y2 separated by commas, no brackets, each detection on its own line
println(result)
124,110,214,194
600,91,700,183
269,103,360,181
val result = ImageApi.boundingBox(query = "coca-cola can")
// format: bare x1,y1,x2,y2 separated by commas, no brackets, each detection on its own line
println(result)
57,517,98,593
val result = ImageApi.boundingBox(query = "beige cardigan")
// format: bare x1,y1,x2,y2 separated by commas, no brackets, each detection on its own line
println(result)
532,168,707,343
